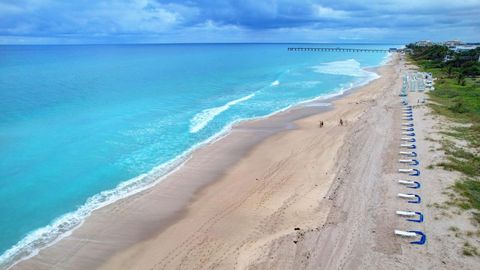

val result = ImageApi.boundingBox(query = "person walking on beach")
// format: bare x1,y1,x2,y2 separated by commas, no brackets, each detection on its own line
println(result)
319,121,324,128
339,119,343,126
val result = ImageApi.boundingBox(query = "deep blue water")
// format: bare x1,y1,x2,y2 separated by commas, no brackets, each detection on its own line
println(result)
0,43,392,267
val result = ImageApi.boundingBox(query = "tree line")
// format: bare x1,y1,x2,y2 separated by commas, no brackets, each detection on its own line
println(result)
406,44,480,84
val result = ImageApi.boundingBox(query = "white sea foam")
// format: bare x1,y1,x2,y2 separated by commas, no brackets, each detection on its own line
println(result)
270,80,280,86
380,52,393,65
189,93,255,133
313,59,373,77
294,63,380,110
290,80,322,88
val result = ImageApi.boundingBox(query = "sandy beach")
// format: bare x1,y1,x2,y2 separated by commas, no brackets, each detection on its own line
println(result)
12,54,479,270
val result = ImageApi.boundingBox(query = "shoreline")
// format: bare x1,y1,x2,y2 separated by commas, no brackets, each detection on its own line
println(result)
10,56,394,270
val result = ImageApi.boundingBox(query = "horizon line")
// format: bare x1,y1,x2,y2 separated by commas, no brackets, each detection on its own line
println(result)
0,41,407,46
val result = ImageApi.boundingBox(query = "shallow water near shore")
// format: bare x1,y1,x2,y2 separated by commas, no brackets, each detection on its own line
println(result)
0,43,393,268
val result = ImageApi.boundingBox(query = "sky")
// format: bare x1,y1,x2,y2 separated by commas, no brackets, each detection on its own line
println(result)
0,0,479,44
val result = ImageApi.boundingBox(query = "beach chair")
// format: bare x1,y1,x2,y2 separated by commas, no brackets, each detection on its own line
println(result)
399,151,417,157
396,211,424,222
401,137,416,142
398,159,419,166
394,230,426,245
397,193,421,204
398,168,420,176
398,180,421,189
400,143,416,149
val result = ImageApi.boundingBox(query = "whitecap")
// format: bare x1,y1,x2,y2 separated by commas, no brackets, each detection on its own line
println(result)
189,93,255,133
270,80,280,86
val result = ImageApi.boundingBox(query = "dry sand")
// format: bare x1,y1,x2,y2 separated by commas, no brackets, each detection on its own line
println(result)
12,54,479,270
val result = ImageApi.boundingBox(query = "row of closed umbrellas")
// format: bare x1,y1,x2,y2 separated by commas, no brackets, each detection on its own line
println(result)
394,102,426,245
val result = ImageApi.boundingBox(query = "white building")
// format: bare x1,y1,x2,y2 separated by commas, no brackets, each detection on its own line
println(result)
444,39,464,47
415,40,433,47
453,45,479,52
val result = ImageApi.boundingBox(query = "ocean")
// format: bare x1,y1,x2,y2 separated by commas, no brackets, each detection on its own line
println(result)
0,43,392,268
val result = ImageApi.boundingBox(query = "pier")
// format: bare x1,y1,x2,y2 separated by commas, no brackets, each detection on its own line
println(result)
288,47,389,52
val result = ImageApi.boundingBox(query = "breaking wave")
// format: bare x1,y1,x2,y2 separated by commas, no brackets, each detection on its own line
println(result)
313,59,375,78
189,93,255,133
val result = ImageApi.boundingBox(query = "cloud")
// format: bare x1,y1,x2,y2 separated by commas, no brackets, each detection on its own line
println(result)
0,3,24,16
312,4,348,19
0,0,479,44
0,0,191,36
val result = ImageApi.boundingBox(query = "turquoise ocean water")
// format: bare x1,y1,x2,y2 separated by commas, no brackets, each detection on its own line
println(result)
0,43,393,267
